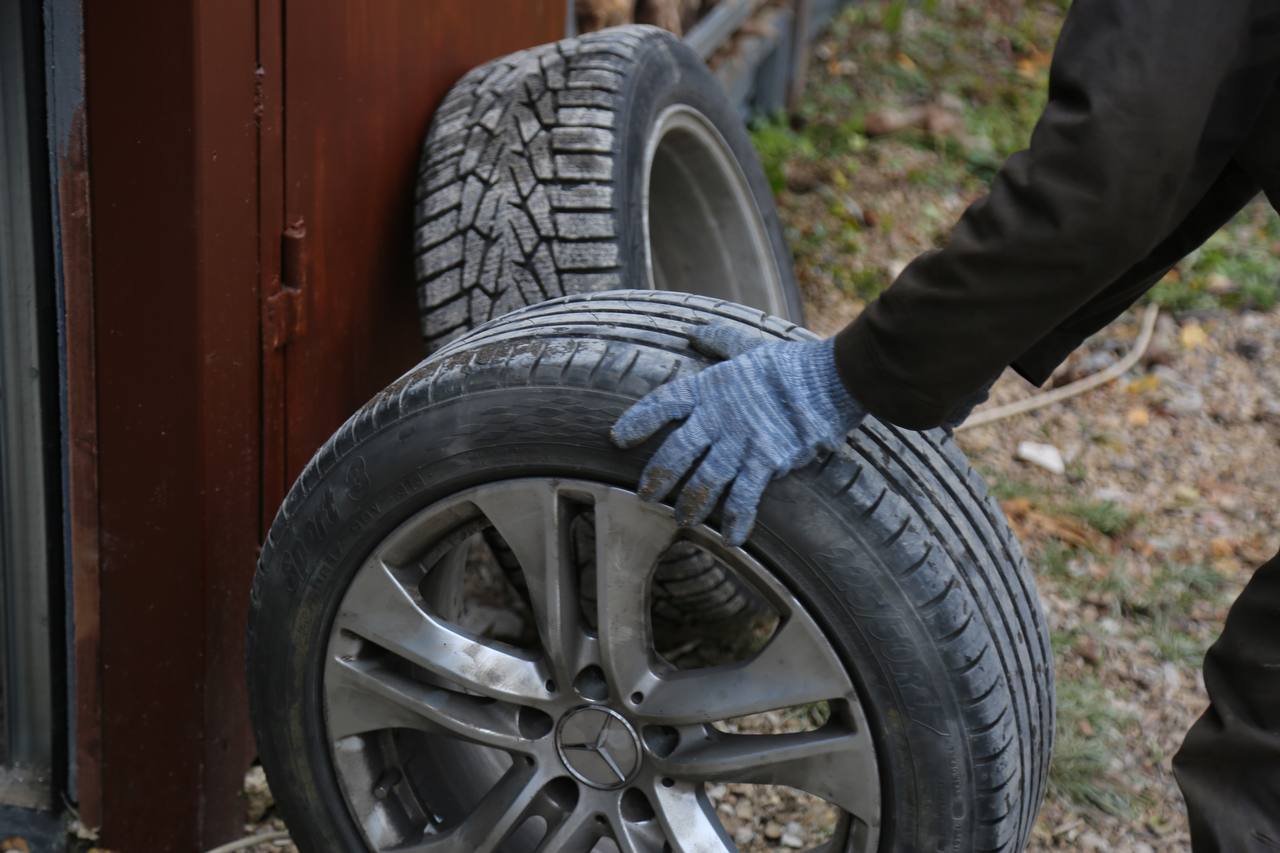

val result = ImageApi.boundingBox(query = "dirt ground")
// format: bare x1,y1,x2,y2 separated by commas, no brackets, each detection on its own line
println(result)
230,2,1280,850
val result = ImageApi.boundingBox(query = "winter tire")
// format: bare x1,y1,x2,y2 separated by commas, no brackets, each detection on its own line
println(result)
249,291,1054,853
412,25,804,351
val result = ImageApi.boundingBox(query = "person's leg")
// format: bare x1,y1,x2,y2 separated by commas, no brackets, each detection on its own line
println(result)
1173,548,1280,852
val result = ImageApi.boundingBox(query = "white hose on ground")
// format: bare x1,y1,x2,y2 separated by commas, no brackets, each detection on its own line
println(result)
956,303,1160,431
204,829,291,853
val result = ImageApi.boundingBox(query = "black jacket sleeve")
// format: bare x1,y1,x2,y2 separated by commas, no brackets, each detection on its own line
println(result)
833,0,1280,429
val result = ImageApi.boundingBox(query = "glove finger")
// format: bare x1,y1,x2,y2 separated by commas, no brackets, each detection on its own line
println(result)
611,378,697,448
674,439,745,528
637,421,712,502
721,460,774,546
689,321,771,361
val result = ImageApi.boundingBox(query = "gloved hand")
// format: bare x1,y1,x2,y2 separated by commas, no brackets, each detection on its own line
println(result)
611,321,866,545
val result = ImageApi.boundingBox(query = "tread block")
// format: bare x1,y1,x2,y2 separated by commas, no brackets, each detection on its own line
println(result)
551,126,614,153
557,107,615,129
553,241,619,270
555,153,612,181
549,184,613,210
418,236,463,278
555,212,614,239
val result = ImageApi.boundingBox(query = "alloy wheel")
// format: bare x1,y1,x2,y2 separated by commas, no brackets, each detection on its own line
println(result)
324,479,881,852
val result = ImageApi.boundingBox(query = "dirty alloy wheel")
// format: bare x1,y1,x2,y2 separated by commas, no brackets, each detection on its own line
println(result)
414,24,802,629
248,292,1054,852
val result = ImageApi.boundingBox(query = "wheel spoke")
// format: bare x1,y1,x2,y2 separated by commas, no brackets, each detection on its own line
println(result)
649,782,735,853
471,482,582,685
419,541,468,622
397,762,543,853
639,616,852,723
593,489,676,697
325,655,538,753
534,802,600,853
338,559,552,705
652,727,879,824
607,810,667,853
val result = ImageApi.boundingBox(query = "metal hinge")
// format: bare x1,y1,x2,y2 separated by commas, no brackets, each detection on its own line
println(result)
267,220,308,349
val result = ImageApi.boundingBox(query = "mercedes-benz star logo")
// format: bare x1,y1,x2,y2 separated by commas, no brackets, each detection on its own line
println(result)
555,706,643,790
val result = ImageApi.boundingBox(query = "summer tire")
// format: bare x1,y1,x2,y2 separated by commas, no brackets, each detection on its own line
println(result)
248,291,1054,852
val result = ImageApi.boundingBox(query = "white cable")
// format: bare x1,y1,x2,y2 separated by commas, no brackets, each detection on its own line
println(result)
204,829,291,853
956,304,1160,431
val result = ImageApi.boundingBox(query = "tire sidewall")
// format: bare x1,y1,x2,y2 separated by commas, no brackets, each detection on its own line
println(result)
612,34,805,323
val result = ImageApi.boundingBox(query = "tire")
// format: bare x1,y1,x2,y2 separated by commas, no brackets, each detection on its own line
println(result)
415,24,800,628
412,25,804,350
249,290,1054,853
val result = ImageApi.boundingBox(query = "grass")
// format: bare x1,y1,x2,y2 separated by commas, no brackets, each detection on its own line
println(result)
1147,204,1280,313
1050,674,1135,816
982,469,1233,814
1063,499,1136,538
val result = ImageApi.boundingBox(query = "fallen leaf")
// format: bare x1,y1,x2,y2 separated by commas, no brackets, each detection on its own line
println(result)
1015,48,1052,79
1206,273,1236,294
1126,406,1150,427
1126,374,1161,394
863,105,929,136
1074,634,1102,665
1001,500,1103,550
895,51,916,70
1,839,29,853
1180,322,1209,349
1210,537,1236,559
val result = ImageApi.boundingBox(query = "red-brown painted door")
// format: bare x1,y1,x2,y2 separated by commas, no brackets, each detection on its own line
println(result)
266,1,566,505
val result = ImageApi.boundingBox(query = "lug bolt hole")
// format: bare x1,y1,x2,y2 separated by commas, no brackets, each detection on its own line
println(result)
630,691,644,705
517,706,554,740
661,777,675,788
545,679,557,693
643,725,679,758
573,665,609,701
620,787,655,822
544,776,579,810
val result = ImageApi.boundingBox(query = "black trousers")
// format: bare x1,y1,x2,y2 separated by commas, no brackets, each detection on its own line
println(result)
1174,549,1280,851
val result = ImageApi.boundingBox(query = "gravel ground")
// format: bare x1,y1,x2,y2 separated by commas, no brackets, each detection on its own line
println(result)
963,307,1279,851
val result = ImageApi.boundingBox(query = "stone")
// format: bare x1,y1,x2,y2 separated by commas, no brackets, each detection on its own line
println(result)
1016,441,1066,475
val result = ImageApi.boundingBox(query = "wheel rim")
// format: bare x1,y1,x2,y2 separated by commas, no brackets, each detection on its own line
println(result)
642,105,793,320
325,479,881,852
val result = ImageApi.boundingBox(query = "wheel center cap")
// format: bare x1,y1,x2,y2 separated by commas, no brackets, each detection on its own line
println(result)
555,706,642,790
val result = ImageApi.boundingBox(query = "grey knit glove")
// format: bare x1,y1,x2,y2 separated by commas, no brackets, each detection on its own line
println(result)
611,322,866,545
